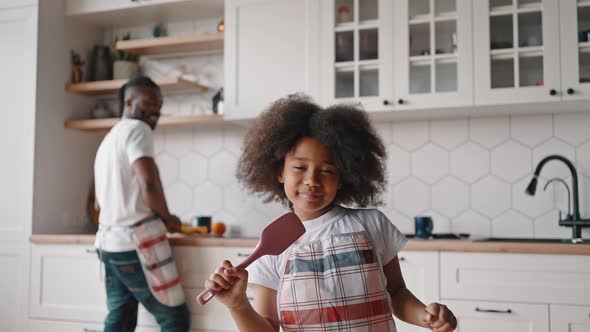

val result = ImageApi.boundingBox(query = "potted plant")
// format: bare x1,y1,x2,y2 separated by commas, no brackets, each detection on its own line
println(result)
112,33,140,80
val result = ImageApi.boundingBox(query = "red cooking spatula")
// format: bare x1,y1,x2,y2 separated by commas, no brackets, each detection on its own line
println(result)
197,212,305,305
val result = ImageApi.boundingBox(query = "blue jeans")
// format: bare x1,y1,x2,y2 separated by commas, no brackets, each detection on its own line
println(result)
98,250,190,332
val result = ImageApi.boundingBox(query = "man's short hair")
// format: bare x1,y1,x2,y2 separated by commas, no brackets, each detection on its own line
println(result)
118,76,160,116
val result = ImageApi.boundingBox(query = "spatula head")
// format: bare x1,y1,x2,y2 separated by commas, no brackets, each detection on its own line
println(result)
258,212,305,255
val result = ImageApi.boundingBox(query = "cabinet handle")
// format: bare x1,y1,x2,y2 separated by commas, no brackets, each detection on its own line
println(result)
85,249,96,254
549,89,557,96
567,88,575,95
475,307,512,314
397,99,405,105
83,329,102,332
399,256,406,262
247,296,254,301
237,253,251,257
383,100,391,105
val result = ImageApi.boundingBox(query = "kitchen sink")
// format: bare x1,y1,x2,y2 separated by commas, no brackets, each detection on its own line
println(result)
475,237,590,244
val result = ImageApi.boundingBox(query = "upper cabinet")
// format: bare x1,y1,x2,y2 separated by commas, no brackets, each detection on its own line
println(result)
560,0,590,100
224,0,321,119
320,0,392,111
320,0,473,111
473,0,561,105
394,0,473,109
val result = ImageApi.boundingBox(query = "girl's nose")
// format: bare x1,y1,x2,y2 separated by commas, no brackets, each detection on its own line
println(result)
303,171,320,187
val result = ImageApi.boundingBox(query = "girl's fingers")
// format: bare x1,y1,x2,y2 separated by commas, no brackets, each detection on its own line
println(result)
224,266,249,281
432,321,454,332
216,266,235,284
209,272,232,289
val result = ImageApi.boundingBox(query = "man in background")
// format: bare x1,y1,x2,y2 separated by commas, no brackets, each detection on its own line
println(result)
94,76,190,331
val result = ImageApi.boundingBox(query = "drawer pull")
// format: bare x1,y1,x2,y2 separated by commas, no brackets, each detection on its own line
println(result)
83,329,101,332
475,307,512,314
85,249,96,254
399,256,406,262
237,253,251,257
247,296,254,301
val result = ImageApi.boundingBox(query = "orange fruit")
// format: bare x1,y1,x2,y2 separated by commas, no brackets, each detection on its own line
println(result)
211,221,226,236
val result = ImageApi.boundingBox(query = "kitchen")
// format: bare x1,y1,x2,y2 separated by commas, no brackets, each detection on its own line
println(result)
2,0,590,331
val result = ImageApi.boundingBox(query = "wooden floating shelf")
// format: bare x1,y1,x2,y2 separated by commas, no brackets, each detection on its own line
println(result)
64,77,208,96
116,32,224,56
65,114,225,132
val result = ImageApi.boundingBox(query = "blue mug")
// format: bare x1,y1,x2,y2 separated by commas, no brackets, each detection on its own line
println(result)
414,216,433,239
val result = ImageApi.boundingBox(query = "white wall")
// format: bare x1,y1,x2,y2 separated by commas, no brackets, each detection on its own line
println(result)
33,0,104,234
154,113,590,239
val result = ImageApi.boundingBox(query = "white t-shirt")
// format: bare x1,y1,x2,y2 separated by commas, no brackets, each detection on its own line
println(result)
94,118,155,252
247,206,408,291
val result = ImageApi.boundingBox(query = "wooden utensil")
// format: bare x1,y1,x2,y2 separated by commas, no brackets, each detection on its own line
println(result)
197,212,304,305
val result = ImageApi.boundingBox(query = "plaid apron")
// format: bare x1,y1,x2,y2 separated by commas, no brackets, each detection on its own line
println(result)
128,215,185,307
277,216,397,332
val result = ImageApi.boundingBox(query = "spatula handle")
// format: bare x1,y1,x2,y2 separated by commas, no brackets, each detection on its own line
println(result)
196,288,218,305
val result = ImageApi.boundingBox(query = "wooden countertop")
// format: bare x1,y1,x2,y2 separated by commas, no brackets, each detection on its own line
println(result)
30,234,590,255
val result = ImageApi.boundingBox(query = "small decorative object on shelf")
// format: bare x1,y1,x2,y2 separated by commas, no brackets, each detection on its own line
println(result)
112,33,140,80
89,45,113,81
90,101,115,119
70,50,85,83
152,22,167,38
337,5,351,23
212,87,224,115
217,19,224,32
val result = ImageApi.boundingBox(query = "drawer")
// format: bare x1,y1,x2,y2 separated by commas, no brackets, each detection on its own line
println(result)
441,252,590,305
29,319,160,332
550,304,590,332
174,246,254,288
444,300,549,332
29,319,103,332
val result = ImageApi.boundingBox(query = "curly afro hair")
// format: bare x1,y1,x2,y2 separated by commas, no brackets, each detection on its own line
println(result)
236,94,387,207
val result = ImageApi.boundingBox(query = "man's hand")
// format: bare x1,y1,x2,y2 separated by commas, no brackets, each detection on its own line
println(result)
424,302,457,332
164,215,182,233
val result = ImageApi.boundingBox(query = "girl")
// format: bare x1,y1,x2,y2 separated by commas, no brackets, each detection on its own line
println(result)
205,95,457,332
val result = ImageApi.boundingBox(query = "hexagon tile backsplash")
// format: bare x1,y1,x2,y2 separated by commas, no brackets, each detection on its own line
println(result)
154,112,590,239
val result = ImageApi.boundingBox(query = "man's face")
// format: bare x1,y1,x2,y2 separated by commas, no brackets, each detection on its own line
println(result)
130,88,163,130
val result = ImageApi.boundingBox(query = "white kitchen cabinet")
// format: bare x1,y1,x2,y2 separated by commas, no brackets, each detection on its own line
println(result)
473,0,562,105
395,251,439,332
319,0,393,111
444,300,549,332
174,245,255,332
440,252,590,305
550,304,590,332
30,244,107,322
224,0,321,119
393,0,474,109
559,0,590,101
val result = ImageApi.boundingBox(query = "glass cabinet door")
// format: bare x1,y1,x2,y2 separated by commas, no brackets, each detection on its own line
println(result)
473,0,560,105
323,0,391,110
394,0,473,109
560,0,590,100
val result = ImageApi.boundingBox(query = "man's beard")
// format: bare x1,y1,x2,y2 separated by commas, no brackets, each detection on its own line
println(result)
133,105,156,130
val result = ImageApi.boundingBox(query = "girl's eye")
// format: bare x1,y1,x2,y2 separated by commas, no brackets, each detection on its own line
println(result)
293,166,305,170
320,169,334,174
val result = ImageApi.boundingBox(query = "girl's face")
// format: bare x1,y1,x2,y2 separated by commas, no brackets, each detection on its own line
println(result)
278,137,341,221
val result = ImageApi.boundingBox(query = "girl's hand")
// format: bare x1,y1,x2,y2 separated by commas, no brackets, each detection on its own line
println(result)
424,303,457,332
204,260,249,310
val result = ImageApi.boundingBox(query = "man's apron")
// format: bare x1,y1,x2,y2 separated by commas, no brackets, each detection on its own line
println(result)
276,214,397,331
99,215,185,307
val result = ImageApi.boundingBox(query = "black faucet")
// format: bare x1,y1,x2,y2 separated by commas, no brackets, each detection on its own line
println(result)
525,155,590,241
